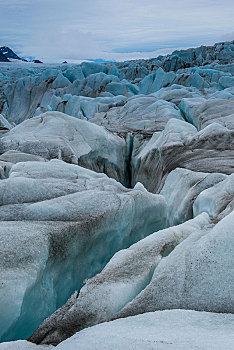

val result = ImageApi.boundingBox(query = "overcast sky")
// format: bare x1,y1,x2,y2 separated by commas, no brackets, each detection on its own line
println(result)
0,0,233,62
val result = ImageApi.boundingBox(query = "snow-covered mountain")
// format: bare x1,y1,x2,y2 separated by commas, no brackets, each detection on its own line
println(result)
0,46,21,60
0,46,43,63
0,50,9,62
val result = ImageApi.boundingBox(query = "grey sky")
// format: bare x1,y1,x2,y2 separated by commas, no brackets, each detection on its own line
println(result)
0,0,233,62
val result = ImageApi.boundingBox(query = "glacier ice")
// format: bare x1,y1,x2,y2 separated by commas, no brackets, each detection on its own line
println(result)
0,150,47,164
132,119,234,192
194,173,234,220
28,214,210,344
0,111,129,185
52,73,71,89
0,40,233,347
2,310,234,350
32,209,233,345
0,159,166,341
160,168,226,226
54,310,234,350
0,340,52,350
179,96,234,130
114,211,234,319
90,94,184,133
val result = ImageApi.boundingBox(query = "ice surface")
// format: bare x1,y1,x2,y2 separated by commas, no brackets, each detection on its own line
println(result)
30,209,234,344
0,111,129,185
0,41,233,129
115,211,234,319
55,310,234,350
219,75,234,88
64,94,126,120
132,119,234,192
0,160,166,341
3,310,234,350
52,74,71,89
0,340,52,350
90,94,184,133
0,114,13,130
0,150,47,163
160,168,226,226
81,62,108,77
0,40,233,347
28,214,210,344
194,173,234,220
179,97,234,129
139,68,176,94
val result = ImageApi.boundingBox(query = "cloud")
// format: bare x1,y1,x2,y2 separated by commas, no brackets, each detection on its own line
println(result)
0,0,234,62
0,0,30,5
94,47,192,63
23,29,103,61
219,32,234,42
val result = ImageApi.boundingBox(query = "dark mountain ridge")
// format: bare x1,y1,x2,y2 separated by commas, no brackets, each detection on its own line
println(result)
0,51,9,62
0,46,21,60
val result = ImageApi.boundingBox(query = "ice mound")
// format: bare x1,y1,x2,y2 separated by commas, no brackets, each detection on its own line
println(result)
2,310,234,350
160,168,226,226
90,94,185,133
28,214,210,344
55,310,234,350
0,159,166,342
0,111,129,185
132,119,234,192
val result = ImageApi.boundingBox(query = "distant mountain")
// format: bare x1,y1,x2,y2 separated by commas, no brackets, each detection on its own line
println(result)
0,51,9,62
32,59,43,64
0,46,44,63
0,46,21,60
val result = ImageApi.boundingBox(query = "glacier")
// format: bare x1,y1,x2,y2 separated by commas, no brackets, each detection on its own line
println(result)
0,160,166,341
0,40,233,348
1,310,234,350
